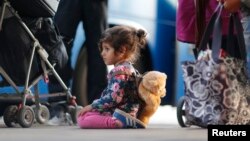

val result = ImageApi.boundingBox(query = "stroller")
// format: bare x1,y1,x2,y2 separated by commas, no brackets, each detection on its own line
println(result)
0,0,82,128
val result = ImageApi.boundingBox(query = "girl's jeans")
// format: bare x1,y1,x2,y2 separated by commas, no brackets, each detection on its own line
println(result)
242,16,250,76
77,111,119,129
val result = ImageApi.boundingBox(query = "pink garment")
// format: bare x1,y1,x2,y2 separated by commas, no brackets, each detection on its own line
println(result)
176,0,196,43
176,0,231,43
77,111,119,129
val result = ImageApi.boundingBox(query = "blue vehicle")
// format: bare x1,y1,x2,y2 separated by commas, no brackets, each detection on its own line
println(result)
71,0,178,106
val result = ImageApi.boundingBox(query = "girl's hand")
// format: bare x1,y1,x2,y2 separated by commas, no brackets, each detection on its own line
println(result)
77,105,93,117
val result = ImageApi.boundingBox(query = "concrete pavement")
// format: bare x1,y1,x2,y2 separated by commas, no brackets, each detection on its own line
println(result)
0,106,207,141
0,123,207,141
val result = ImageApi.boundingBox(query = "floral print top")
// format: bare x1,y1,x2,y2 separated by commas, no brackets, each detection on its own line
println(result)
91,62,140,117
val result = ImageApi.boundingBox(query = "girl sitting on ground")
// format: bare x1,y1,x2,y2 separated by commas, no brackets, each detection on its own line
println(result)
77,25,147,129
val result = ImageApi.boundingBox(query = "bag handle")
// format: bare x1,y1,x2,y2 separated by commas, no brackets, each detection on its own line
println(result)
213,12,246,61
210,4,223,60
227,13,246,61
198,3,246,61
198,3,223,61
198,3,223,52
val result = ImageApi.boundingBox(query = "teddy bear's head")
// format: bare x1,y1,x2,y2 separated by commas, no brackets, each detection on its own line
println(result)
137,71,167,126
138,71,167,102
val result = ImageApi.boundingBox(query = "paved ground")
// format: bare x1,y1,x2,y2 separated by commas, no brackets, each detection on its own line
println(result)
0,123,207,141
0,106,207,141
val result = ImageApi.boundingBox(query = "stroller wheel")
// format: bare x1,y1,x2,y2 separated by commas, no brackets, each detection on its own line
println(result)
68,105,83,124
33,105,50,124
17,106,35,128
177,96,189,127
3,105,18,127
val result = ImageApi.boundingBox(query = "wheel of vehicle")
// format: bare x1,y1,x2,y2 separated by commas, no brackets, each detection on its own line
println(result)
176,96,189,127
34,105,50,124
3,105,18,127
72,47,88,106
68,105,83,124
17,106,35,128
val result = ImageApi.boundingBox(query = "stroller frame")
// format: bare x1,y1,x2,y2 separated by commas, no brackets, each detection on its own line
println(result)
0,0,81,128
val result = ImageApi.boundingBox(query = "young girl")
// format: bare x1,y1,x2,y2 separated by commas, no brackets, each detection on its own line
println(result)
77,25,147,129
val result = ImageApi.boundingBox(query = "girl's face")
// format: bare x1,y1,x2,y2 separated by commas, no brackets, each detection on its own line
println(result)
101,42,124,66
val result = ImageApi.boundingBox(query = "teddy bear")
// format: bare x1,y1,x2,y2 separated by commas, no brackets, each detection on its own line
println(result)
137,71,167,126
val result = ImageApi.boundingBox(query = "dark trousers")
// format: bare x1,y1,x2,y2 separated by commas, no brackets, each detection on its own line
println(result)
50,0,108,103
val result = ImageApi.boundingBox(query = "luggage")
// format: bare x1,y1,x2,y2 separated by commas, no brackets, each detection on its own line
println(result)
177,4,250,128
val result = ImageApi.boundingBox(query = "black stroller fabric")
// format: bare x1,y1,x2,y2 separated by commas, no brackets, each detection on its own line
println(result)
8,0,58,17
23,17,68,70
0,15,40,86
0,6,68,85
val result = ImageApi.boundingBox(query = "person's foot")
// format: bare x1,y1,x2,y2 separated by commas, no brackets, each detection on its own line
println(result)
47,103,73,126
113,109,146,129
47,115,65,126
47,112,73,126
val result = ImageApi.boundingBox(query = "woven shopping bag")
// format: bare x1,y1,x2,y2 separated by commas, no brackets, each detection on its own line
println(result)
181,4,250,127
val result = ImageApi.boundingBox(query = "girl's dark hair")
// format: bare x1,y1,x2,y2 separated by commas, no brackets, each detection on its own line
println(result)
99,25,147,62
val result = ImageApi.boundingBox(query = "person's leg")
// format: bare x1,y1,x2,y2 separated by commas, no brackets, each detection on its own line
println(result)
48,0,83,119
49,0,83,96
77,111,122,129
54,0,82,39
82,0,108,103
241,16,250,76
